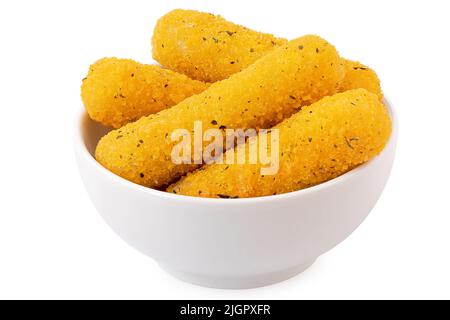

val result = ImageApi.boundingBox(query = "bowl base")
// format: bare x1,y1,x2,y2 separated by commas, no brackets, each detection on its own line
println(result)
159,259,316,289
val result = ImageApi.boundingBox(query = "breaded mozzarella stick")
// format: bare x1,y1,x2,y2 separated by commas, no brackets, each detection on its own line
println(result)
152,9,287,82
81,58,209,128
168,89,392,198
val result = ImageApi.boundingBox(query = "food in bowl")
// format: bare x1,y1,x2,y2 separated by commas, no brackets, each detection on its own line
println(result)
80,10,392,199
76,8,396,288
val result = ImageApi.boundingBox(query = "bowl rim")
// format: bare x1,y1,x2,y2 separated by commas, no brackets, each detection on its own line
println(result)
75,97,397,205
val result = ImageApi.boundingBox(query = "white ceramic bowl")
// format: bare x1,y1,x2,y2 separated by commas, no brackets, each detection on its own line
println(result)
74,100,397,289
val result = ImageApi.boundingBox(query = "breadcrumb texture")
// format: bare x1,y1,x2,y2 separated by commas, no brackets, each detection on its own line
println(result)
153,9,381,94
96,35,344,188
168,89,392,198
152,9,287,82
81,57,208,128
340,59,383,99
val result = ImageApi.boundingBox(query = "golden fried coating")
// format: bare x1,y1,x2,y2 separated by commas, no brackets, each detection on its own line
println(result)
152,9,287,82
81,58,379,130
81,58,209,128
96,35,345,188
340,59,383,99
168,89,392,198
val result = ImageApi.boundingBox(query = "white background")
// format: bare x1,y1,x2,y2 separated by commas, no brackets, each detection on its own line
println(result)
0,0,449,299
